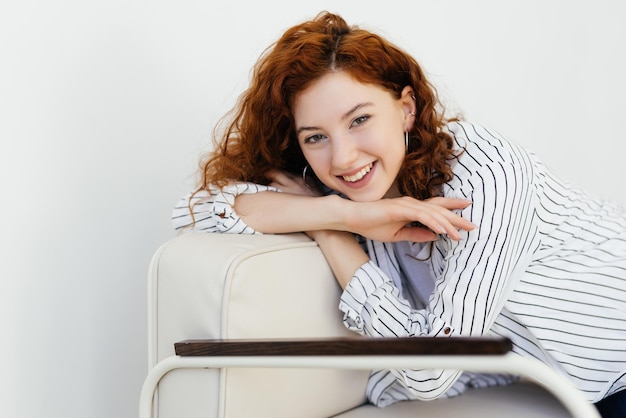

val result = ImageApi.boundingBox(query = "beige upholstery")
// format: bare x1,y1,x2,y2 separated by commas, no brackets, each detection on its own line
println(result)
147,232,581,418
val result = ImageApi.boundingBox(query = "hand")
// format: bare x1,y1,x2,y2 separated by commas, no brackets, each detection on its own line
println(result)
267,169,320,197
343,196,475,243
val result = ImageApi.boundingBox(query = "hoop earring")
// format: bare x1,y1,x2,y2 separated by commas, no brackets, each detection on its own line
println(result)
302,165,309,183
405,131,410,152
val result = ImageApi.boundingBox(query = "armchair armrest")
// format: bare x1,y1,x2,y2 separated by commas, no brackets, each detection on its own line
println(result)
174,336,513,356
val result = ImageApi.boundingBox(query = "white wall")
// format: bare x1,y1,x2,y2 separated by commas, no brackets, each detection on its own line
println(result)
1,1,624,417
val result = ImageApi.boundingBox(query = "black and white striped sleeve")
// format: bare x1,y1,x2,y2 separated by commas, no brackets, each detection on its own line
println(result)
171,183,280,234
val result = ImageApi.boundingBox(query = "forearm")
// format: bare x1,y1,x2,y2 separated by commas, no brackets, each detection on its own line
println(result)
234,191,349,234
308,230,369,289
237,192,368,288
234,187,475,243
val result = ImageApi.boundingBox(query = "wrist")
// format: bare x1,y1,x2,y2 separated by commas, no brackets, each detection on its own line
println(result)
323,194,353,232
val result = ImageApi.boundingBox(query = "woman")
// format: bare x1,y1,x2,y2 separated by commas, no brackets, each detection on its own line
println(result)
172,11,626,416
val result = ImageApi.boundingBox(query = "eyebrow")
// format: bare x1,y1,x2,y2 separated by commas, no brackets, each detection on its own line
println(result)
295,102,373,136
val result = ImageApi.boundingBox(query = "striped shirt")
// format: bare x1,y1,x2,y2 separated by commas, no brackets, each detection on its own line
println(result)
172,121,626,407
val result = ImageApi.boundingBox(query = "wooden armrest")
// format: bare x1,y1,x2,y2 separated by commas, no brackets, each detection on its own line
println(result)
174,336,512,357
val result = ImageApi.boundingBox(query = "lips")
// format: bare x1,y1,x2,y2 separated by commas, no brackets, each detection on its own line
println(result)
341,162,374,183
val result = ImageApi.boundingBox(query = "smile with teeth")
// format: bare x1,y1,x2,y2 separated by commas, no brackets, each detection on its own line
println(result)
342,163,374,183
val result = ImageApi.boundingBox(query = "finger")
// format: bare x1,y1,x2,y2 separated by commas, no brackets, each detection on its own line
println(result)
417,201,476,231
440,210,476,232
399,204,455,233
265,169,282,179
266,170,292,186
423,214,470,240
395,226,437,243
409,209,472,240
427,197,472,210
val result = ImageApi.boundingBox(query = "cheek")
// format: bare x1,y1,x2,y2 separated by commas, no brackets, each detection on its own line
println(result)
381,133,407,172
301,150,327,174
370,130,405,159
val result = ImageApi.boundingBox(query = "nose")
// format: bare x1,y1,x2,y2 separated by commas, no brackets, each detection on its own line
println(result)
330,135,359,171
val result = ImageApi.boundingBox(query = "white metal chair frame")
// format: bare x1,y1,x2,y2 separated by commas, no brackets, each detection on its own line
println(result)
139,345,600,418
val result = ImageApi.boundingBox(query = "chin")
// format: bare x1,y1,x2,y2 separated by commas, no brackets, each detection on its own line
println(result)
343,190,387,202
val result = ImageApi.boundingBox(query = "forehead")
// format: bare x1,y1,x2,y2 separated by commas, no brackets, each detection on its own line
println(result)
293,71,395,120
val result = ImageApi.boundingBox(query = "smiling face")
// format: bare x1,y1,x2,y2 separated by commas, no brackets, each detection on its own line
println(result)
293,71,416,201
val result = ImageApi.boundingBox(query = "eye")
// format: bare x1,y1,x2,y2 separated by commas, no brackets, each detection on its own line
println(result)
351,115,370,127
304,133,327,144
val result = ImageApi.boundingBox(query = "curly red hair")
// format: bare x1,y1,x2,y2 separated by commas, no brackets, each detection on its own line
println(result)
198,11,457,200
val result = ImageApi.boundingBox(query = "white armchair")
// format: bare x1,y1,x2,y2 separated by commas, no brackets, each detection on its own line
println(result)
140,233,599,418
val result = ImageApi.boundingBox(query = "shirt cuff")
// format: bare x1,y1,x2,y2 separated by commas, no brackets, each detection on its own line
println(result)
339,261,392,333
212,183,280,234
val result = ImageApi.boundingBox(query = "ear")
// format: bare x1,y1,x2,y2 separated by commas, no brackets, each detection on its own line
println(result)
399,86,416,131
